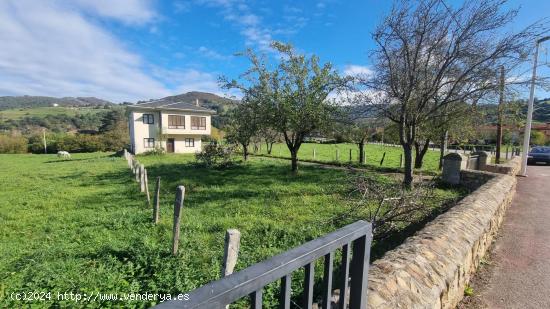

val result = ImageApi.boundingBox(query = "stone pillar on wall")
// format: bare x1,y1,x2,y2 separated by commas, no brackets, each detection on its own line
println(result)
471,151,489,171
442,153,467,185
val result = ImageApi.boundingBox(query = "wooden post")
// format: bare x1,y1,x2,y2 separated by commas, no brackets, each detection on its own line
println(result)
379,152,386,166
144,168,151,205
349,149,352,162
221,229,241,277
153,177,161,224
313,148,316,160
172,186,185,256
140,165,146,192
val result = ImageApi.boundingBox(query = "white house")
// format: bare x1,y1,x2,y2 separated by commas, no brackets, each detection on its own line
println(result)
128,99,216,154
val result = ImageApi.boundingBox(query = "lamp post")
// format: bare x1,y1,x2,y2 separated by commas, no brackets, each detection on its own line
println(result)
519,36,550,177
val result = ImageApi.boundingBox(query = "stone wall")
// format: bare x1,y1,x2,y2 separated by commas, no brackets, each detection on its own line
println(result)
482,156,522,176
459,169,496,190
367,158,521,308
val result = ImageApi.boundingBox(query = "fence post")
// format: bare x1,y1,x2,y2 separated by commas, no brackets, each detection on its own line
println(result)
172,186,185,256
135,162,140,182
379,152,386,166
144,168,151,205
221,229,241,277
313,148,316,160
153,177,161,224
349,149,352,162
140,164,146,192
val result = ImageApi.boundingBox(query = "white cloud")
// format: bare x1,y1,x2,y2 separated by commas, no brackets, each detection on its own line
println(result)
343,65,373,78
73,0,156,24
0,0,169,102
197,46,230,60
174,1,191,13
195,0,274,52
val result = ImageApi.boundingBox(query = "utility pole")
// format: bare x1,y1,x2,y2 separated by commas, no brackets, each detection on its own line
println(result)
43,128,47,154
520,36,550,176
496,66,505,164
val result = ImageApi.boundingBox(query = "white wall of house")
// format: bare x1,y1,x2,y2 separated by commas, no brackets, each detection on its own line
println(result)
129,109,211,154
161,112,211,135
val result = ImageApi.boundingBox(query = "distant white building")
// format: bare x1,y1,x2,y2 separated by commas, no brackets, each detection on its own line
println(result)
128,99,215,154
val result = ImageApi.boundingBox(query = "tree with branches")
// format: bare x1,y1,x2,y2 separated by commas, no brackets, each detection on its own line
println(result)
361,0,546,186
223,42,348,172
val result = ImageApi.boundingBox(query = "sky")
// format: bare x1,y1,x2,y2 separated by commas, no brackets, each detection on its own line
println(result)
0,0,549,103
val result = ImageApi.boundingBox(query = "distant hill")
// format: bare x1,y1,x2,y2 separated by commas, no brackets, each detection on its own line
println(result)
0,96,114,110
477,98,550,124
139,91,239,114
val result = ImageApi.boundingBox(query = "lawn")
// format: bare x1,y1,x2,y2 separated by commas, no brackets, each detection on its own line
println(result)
0,152,462,308
254,142,441,173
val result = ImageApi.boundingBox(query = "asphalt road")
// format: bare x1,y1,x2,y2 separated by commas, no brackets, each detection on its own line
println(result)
473,165,550,308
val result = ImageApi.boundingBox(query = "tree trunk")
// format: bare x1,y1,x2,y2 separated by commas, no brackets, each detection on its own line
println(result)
414,139,430,169
290,149,298,172
403,142,413,187
358,141,365,164
242,144,249,161
267,142,273,155
438,130,448,170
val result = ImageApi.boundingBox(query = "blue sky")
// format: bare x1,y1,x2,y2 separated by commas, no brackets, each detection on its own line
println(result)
0,0,549,102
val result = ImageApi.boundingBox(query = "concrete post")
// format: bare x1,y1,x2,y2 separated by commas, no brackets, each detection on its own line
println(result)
172,186,185,256
471,151,489,171
140,164,145,192
221,229,241,277
442,153,467,185
153,176,160,224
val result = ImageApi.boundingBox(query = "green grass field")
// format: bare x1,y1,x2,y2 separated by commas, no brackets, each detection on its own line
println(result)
0,153,461,308
0,106,106,120
254,142,441,173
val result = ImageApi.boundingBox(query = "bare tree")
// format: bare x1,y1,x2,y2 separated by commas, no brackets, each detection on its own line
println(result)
259,127,281,155
362,0,546,186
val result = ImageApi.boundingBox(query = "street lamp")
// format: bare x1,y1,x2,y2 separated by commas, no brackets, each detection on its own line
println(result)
519,36,550,177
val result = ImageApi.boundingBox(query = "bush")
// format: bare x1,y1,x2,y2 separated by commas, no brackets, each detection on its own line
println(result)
143,147,166,156
0,134,28,153
195,143,235,168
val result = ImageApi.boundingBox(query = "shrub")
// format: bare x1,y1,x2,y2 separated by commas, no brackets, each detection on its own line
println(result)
0,134,28,153
143,147,166,156
195,143,235,168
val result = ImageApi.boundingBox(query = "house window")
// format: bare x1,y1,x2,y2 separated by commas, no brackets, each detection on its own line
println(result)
144,138,155,148
168,115,185,129
191,116,206,130
185,138,194,147
142,114,154,124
